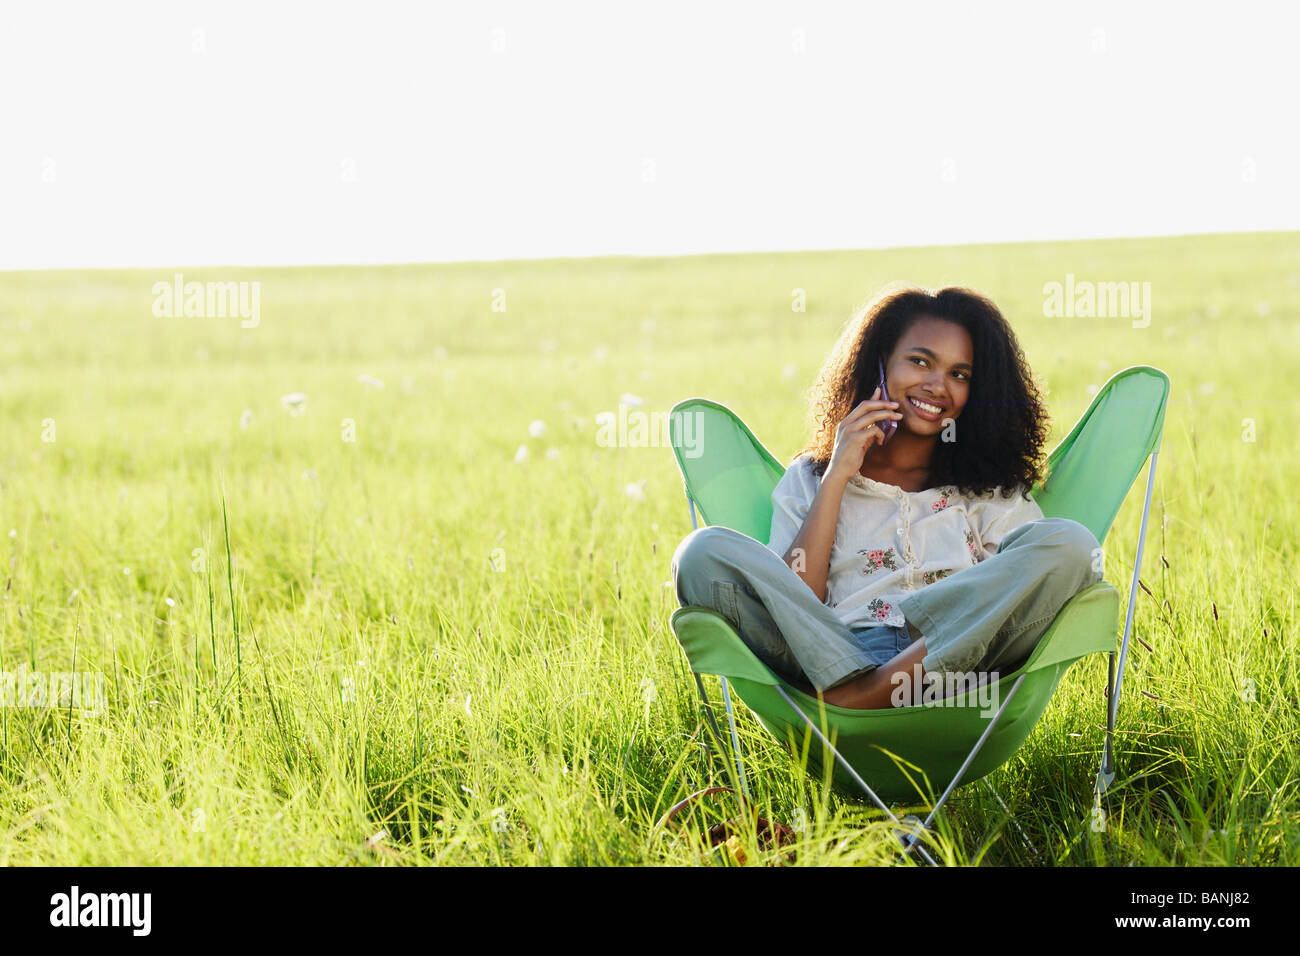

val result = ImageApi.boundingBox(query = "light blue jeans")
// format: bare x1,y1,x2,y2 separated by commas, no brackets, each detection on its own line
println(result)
670,517,1103,692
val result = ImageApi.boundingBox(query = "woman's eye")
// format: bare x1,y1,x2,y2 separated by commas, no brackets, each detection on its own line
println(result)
912,356,969,381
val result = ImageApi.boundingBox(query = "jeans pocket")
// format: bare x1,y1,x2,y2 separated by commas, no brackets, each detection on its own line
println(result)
712,580,741,631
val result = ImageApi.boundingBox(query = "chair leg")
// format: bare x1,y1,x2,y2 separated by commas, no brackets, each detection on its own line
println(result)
772,685,940,867
693,673,725,765
1098,449,1158,795
1098,650,1118,795
692,672,754,800
901,674,1026,858
719,677,752,802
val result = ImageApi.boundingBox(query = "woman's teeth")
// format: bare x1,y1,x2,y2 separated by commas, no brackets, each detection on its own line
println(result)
910,397,943,414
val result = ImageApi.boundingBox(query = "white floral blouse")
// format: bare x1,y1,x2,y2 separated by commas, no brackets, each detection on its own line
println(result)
765,452,1045,630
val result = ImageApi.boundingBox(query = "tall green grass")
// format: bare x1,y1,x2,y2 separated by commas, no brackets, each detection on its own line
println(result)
0,232,1296,864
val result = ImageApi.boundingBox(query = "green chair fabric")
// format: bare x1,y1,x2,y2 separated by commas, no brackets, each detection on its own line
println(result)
667,365,1170,804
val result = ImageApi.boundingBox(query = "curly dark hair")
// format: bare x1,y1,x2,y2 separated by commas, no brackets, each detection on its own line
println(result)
797,283,1051,499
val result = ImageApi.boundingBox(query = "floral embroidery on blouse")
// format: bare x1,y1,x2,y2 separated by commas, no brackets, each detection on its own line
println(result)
931,486,958,512
858,546,901,575
867,597,892,620
964,527,980,564
921,568,953,586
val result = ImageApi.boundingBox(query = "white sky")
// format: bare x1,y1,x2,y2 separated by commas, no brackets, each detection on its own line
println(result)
1,0,1296,270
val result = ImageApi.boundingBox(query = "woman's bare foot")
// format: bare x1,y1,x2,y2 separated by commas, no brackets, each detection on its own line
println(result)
821,638,929,709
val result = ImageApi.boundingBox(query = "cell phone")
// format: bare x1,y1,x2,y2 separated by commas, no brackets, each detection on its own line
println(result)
876,357,898,443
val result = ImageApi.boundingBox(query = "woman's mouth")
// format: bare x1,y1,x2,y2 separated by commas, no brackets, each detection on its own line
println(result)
907,396,946,421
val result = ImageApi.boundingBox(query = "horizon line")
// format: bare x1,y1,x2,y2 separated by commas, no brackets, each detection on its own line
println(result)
2,226,1296,276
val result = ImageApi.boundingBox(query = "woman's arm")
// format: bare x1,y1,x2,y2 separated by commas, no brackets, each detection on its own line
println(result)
774,386,902,601
779,470,850,603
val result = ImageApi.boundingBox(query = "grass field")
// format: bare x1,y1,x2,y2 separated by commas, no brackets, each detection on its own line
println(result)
1,231,1297,865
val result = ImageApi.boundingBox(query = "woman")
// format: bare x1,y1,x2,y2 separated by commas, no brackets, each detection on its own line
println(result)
670,284,1104,709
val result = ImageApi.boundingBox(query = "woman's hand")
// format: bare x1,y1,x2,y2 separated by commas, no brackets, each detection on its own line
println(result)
825,386,903,485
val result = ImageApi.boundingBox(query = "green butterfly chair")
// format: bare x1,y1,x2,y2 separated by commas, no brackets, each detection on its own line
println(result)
667,365,1169,862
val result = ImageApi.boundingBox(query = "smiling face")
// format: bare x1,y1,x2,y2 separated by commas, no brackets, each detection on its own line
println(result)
883,316,974,435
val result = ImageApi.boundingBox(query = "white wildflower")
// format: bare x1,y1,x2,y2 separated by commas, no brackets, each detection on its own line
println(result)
281,392,308,416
